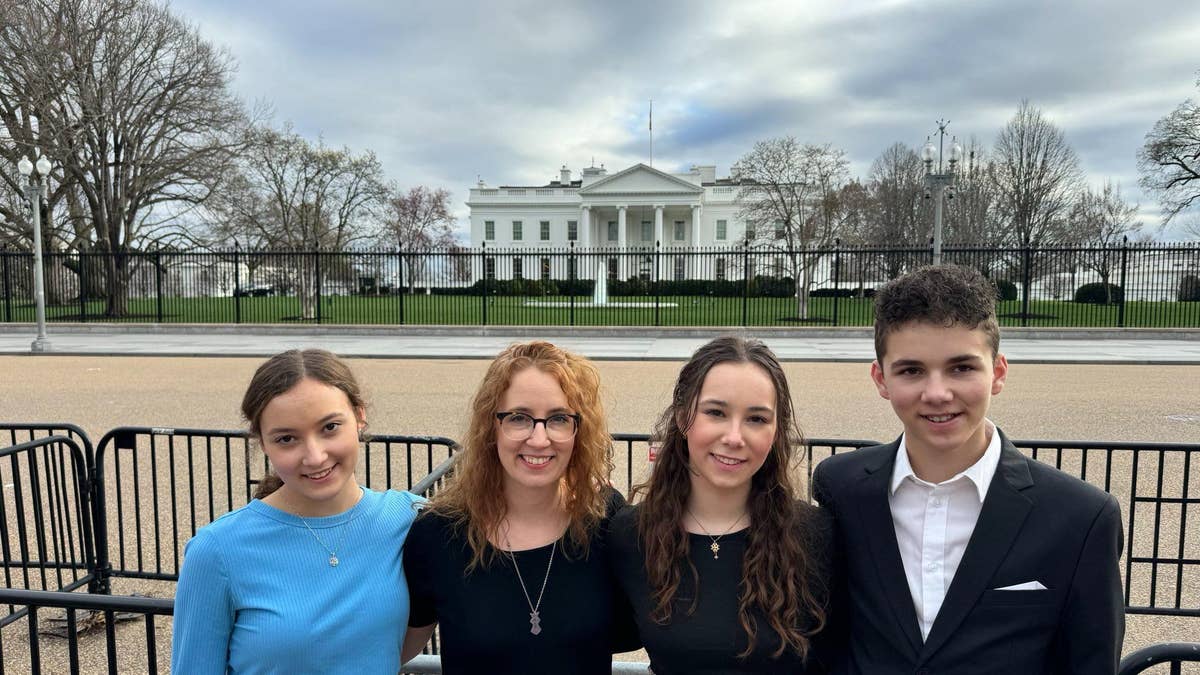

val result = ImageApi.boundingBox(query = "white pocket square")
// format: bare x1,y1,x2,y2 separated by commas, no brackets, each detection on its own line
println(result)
994,581,1047,591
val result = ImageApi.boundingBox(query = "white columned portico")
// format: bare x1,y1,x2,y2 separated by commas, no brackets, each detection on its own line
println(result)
691,204,703,278
580,204,591,248
582,204,603,301
654,204,665,281
617,205,628,280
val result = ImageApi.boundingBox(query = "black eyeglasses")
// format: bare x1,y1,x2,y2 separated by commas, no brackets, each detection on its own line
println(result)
495,412,581,442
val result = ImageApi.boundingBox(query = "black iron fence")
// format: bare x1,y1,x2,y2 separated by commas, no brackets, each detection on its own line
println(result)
2,241,1198,327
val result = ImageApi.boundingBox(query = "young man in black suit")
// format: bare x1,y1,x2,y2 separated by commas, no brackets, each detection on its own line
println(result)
813,264,1124,674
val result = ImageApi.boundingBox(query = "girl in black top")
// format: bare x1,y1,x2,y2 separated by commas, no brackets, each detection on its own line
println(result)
403,341,639,674
607,337,834,674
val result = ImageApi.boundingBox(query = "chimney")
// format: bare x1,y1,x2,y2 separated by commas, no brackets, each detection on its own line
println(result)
690,165,717,184
560,165,571,184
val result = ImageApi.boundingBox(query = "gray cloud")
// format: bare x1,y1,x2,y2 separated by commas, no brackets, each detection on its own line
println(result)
173,0,1200,238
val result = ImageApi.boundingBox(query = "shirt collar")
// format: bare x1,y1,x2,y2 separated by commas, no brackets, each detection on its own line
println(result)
890,420,1002,502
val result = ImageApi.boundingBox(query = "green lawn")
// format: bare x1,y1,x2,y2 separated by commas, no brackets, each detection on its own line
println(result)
3,293,1199,327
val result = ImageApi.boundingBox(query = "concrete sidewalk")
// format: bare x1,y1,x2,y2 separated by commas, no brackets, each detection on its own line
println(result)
1,324,1198,363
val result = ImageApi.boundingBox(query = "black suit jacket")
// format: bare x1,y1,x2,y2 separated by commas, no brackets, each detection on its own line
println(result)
812,430,1124,675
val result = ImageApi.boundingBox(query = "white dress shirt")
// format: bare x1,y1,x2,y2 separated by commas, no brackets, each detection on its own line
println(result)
889,421,1001,640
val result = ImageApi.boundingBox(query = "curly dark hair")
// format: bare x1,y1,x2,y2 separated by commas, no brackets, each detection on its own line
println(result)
632,336,826,660
873,264,1001,362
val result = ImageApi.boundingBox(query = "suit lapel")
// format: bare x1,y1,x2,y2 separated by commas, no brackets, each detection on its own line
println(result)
854,441,923,657
919,436,1035,661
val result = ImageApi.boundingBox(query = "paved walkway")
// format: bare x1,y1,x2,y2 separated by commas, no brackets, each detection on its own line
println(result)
1,325,1198,363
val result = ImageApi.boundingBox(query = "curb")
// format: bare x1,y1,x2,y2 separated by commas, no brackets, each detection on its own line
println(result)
1,323,1197,341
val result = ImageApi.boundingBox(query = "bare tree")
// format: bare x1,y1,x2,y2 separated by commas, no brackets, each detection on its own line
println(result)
855,142,926,277
865,143,926,246
991,102,1084,315
734,137,849,319
1139,74,1200,226
0,0,248,316
211,123,385,317
1062,181,1142,302
380,186,457,292
993,101,1084,248
383,186,456,248
942,138,1004,247
1067,181,1143,247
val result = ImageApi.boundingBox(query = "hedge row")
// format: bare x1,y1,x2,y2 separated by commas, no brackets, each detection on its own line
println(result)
386,276,1200,302
1073,283,1124,304
1180,275,1200,301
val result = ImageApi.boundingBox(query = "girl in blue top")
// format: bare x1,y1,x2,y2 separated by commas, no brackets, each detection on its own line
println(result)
172,349,422,674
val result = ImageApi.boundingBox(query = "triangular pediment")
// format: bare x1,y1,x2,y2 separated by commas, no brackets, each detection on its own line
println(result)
579,163,703,195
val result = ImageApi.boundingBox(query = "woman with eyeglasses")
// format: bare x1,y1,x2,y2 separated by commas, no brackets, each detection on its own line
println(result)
402,341,639,674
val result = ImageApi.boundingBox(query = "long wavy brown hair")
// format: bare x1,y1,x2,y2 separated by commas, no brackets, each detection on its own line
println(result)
633,336,826,659
424,341,613,571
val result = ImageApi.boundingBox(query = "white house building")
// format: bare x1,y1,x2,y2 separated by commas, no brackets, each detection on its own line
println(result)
466,163,753,282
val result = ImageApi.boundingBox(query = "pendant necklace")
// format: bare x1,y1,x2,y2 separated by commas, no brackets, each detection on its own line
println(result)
300,512,359,567
506,537,556,636
687,509,746,560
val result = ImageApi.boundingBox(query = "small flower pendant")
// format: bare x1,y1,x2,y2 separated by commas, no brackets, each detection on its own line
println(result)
529,610,542,635
329,555,339,567
710,542,720,559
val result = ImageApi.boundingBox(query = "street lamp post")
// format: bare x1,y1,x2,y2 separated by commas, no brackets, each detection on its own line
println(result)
922,119,963,266
16,153,53,352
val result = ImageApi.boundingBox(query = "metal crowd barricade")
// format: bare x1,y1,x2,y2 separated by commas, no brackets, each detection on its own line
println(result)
91,426,459,590
0,436,96,626
0,587,174,675
1011,439,1200,618
1118,643,1200,675
1,423,94,460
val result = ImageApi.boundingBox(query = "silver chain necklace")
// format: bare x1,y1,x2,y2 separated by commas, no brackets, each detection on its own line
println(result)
505,538,556,635
687,509,746,560
300,512,359,567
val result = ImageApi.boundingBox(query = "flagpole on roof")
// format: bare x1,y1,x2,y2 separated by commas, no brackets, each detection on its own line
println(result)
649,99,653,168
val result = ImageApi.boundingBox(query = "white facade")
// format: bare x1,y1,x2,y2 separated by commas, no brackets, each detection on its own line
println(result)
467,163,750,280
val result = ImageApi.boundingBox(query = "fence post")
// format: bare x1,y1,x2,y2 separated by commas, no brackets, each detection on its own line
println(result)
568,242,575,327
654,240,661,327
1020,243,1032,328
154,250,164,323
398,246,406,325
78,250,87,321
1,246,11,323
314,246,323,324
233,241,242,324
741,239,750,327
1118,236,1129,327
481,241,488,327
832,239,841,327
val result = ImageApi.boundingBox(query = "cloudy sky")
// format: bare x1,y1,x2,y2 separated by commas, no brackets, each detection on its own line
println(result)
170,0,1200,240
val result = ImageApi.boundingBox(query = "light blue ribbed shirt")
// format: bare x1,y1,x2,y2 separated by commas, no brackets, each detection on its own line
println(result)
172,488,421,674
